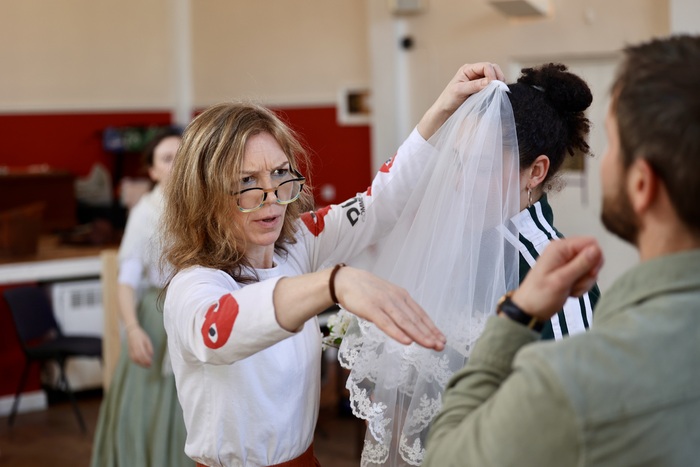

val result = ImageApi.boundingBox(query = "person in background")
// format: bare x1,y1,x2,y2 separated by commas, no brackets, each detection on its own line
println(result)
160,62,503,467
423,34,700,466
91,127,193,467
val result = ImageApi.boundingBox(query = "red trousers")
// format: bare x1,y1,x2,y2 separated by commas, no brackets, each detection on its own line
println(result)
196,443,320,467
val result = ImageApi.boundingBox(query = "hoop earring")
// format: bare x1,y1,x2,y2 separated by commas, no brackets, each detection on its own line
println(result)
527,187,533,209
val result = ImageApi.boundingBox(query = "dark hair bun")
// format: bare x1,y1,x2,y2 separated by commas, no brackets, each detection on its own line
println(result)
507,62,593,182
518,63,592,113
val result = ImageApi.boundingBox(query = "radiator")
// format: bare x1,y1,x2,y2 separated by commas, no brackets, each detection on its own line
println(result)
49,279,104,390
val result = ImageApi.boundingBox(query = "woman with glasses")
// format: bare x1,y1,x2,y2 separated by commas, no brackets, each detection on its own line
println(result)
160,62,501,467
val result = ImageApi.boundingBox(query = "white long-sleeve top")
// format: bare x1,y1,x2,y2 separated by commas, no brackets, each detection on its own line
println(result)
163,129,433,467
118,184,170,290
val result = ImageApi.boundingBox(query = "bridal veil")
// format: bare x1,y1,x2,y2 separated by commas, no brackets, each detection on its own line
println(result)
337,80,521,466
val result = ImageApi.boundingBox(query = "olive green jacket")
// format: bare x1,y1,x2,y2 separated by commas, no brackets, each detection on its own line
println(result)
424,249,700,467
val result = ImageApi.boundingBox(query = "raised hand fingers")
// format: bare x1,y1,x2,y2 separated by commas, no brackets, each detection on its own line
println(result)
514,238,603,319
417,60,504,139
461,62,504,83
492,63,505,81
569,248,604,297
549,240,603,289
452,62,506,98
535,236,599,275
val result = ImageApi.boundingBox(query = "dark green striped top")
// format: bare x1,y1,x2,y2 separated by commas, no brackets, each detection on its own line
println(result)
511,194,600,340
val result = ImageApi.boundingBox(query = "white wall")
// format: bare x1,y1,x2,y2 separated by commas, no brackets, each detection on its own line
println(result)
0,0,174,112
191,1,370,108
0,0,675,120
0,1,370,113
366,0,672,290
671,0,700,34
368,0,670,170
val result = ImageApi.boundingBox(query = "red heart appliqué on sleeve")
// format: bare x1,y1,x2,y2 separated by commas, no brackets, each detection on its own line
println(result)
300,205,332,237
201,294,239,349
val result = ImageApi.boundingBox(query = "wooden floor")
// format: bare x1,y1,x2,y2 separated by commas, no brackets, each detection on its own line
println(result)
0,360,365,466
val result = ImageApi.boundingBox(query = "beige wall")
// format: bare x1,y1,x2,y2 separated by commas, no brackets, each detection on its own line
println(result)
0,0,671,117
0,0,174,111
192,1,370,107
371,0,688,292
366,0,671,292
0,1,370,112
368,0,670,167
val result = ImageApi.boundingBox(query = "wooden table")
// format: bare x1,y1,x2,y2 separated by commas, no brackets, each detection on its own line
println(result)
0,170,77,233
0,235,105,284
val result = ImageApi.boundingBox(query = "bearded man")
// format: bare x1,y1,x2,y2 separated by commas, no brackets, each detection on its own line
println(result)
424,34,700,466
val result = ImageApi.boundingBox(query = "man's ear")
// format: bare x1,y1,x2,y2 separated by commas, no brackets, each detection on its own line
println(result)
627,158,658,214
527,155,550,189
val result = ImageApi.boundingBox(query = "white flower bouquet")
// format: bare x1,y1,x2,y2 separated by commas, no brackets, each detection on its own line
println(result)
321,309,355,350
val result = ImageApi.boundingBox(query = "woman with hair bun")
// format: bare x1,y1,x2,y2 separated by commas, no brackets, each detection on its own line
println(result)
508,62,601,340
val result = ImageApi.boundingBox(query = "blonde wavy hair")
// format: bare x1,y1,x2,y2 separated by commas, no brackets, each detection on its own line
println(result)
162,102,315,284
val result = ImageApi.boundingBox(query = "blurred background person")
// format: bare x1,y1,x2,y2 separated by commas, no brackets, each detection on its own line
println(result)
91,128,193,467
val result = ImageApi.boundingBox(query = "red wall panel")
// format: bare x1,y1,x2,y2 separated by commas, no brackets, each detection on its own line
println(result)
0,284,41,397
0,107,372,207
0,112,172,178
275,107,372,205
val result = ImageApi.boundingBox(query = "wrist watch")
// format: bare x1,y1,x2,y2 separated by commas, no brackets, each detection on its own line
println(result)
496,291,545,332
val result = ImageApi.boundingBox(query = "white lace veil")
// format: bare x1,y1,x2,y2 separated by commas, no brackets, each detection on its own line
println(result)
337,81,521,466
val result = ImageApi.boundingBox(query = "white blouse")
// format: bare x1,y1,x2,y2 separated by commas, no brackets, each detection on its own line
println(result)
118,184,170,290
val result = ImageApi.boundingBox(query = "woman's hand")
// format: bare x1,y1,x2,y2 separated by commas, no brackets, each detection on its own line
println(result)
126,325,154,368
274,267,446,351
333,267,446,351
511,237,604,320
117,283,153,367
417,62,505,140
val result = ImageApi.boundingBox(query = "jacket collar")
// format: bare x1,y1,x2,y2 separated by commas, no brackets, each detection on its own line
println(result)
594,248,700,323
511,193,553,230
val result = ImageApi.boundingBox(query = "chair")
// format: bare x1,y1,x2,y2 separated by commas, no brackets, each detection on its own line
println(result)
3,285,102,433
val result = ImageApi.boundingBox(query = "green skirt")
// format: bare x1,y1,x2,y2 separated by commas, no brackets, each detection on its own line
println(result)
90,289,192,467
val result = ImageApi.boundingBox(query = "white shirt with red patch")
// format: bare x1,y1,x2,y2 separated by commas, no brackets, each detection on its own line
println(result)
163,128,433,467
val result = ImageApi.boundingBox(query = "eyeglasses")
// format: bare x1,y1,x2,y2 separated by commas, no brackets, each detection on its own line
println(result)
231,169,306,213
